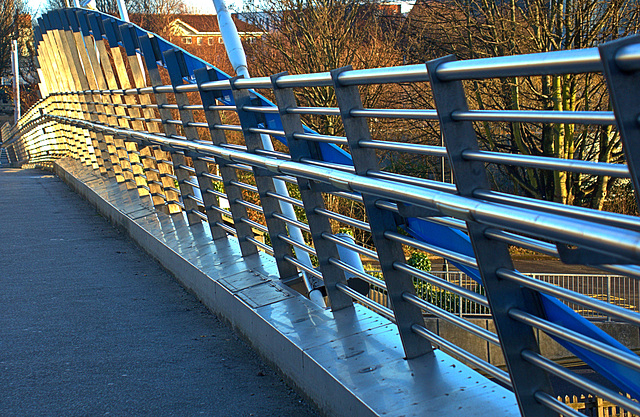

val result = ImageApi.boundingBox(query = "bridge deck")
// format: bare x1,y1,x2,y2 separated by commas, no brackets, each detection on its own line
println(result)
0,168,319,416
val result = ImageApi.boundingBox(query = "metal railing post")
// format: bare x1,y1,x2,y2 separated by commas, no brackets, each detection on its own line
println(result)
33,28,65,163
427,55,554,416
117,22,169,210
38,14,79,162
53,10,92,166
607,275,612,321
85,13,129,180
459,272,463,317
61,9,101,169
71,11,113,176
101,18,150,197
599,35,640,211
271,72,351,310
86,13,138,190
229,77,299,281
164,49,221,226
193,67,258,252
137,33,188,214
331,66,432,359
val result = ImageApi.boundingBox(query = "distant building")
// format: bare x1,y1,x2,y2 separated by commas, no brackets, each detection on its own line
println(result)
166,14,263,45
381,1,415,14
130,13,263,74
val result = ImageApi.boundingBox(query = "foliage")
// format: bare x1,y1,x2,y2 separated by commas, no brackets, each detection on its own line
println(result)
45,0,186,20
45,0,119,15
404,251,486,315
407,251,431,272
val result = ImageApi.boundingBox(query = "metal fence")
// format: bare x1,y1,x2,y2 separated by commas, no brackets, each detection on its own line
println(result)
369,271,640,319
4,7,640,417
557,394,639,417
531,274,640,321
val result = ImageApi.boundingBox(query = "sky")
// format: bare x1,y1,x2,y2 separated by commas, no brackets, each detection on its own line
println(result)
26,0,244,18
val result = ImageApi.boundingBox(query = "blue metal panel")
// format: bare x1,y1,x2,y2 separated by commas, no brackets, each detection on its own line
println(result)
87,12,106,40
64,9,80,33
103,18,120,46
76,11,91,37
118,23,138,57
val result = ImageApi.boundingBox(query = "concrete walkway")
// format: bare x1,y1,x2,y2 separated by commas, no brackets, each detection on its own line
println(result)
0,168,319,417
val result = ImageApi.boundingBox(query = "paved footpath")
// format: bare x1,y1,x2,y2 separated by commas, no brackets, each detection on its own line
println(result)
0,168,319,417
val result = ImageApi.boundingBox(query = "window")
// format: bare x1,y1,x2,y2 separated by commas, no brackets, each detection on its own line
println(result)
218,38,224,44
208,37,214,45
197,37,203,45
183,37,192,44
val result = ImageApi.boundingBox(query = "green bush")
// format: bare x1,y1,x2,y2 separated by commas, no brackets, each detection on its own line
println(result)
407,251,431,272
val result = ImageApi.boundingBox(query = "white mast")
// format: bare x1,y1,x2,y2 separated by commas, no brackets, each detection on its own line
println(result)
12,40,20,124
212,0,326,307
116,0,130,22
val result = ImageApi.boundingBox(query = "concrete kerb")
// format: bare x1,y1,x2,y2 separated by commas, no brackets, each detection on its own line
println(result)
52,158,520,417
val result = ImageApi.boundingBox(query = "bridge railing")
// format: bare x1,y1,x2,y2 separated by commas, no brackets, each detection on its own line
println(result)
4,7,640,417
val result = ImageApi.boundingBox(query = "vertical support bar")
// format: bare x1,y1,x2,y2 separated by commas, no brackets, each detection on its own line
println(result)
607,275,612,322
102,18,150,197
41,13,84,162
56,10,93,166
62,9,100,168
271,72,350,309
88,14,137,190
427,55,553,417
86,13,124,178
115,0,130,22
459,273,463,317
164,49,214,225
194,67,258,253
118,22,168,209
212,0,249,78
75,11,114,175
33,28,49,99
230,78,299,281
331,66,432,359
599,35,640,209
138,33,186,214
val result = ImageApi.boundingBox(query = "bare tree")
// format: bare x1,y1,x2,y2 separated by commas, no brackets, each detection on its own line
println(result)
402,0,640,211
244,0,406,137
44,0,185,19
0,0,28,81
128,0,186,33
0,0,38,117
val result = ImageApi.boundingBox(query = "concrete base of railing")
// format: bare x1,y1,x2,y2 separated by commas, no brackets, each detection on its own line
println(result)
53,158,520,417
